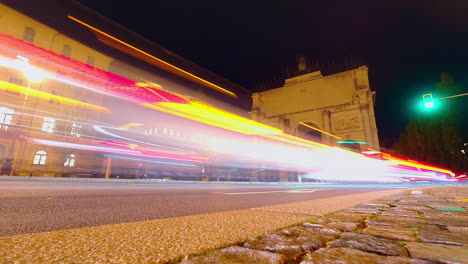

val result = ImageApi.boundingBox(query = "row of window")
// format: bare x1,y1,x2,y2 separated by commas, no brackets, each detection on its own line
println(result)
23,27,95,66
0,107,82,137
33,150,75,167
145,127,180,137
144,127,208,143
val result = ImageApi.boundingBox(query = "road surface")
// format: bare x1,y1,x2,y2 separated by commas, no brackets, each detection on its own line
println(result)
0,179,449,237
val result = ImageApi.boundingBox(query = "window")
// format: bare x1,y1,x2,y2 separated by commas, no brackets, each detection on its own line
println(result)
86,56,94,66
62,45,71,57
169,129,174,136
64,154,75,167
70,122,81,137
33,150,47,165
8,76,24,86
42,117,55,133
163,128,167,134
23,27,35,42
0,107,14,130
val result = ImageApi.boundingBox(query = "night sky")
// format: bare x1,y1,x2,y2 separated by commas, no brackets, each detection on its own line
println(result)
77,0,468,146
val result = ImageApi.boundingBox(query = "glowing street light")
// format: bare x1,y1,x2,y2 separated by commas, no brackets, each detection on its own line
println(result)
15,55,46,102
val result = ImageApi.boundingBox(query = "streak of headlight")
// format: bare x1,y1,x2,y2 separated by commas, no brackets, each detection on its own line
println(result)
0,35,189,105
0,80,110,113
381,152,455,176
32,138,140,155
101,141,205,159
93,125,191,152
299,122,342,139
103,155,197,167
141,101,282,135
32,138,205,162
68,15,238,99
119,123,144,129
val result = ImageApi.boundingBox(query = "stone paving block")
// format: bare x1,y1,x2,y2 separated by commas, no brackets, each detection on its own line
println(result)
346,207,382,214
367,220,440,230
363,203,391,208
447,226,468,234
381,210,421,218
378,215,425,224
181,246,286,264
407,242,468,264
419,229,468,246
428,204,467,210
397,205,432,212
300,248,431,264
302,223,325,229
426,215,468,227
244,226,339,262
327,212,370,222
420,210,465,217
327,221,360,232
363,225,418,242
330,232,409,257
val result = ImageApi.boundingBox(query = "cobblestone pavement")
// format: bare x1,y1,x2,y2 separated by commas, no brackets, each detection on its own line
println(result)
181,186,468,264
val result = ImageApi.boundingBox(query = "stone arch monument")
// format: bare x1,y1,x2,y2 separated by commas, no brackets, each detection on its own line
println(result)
250,66,379,152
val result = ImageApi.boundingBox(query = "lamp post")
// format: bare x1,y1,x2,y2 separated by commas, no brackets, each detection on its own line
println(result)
16,61,46,175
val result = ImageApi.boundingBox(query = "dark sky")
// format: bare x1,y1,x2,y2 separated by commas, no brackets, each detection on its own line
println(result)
77,0,468,145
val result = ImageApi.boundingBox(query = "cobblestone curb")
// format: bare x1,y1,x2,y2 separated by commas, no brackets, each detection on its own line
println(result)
181,186,468,264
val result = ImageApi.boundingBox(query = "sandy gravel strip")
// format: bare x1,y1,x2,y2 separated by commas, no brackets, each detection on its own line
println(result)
251,189,407,216
0,189,407,263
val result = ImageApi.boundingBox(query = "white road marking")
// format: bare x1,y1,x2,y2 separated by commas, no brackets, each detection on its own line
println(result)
220,189,322,195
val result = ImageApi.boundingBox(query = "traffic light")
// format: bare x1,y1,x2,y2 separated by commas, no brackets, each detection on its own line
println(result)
422,93,435,109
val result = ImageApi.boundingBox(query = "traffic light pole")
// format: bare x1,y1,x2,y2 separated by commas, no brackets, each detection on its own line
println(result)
440,92,468,100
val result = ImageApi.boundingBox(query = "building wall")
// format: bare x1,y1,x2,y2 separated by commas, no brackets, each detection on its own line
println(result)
251,66,379,151
0,3,114,176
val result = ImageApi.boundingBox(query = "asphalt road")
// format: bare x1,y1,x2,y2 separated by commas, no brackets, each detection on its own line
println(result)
0,180,449,237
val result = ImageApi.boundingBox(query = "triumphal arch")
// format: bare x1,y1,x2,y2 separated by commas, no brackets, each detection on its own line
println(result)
250,65,379,152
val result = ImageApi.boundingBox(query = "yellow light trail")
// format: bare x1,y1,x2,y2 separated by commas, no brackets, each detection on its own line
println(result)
299,122,342,139
141,101,282,136
68,15,238,98
0,81,110,113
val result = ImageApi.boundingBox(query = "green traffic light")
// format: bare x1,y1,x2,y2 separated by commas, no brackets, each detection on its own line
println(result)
424,101,434,109
422,93,436,109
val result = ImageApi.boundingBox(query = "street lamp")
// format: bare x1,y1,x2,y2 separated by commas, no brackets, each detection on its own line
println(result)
15,55,46,103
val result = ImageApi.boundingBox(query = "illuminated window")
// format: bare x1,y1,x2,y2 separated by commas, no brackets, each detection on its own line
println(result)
64,154,75,167
33,150,47,165
70,122,81,137
62,45,72,57
163,128,167,134
42,117,55,133
169,129,174,136
23,27,35,42
86,56,94,66
0,107,14,130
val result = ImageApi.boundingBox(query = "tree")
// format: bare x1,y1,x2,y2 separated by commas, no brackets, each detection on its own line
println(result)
394,73,465,173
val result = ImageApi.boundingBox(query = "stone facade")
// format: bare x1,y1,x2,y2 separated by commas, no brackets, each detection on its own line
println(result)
250,66,379,151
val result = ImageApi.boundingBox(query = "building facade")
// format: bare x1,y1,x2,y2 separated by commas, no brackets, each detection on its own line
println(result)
250,66,380,152
0,2,252,179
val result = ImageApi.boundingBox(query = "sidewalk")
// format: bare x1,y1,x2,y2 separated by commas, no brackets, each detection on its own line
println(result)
182,186,468,264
